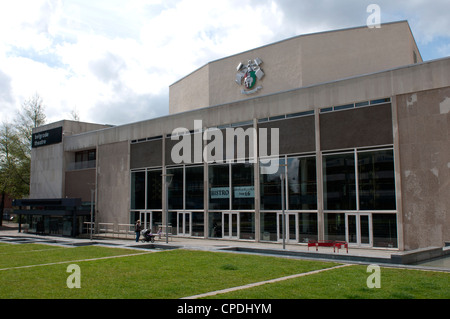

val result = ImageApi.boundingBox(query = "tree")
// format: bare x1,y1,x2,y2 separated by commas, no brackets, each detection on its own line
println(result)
0,94,46,226
16,93,46,153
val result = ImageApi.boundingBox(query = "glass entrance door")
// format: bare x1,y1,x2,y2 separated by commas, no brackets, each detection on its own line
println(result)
346,213,372,246
223,212,239,239
278,213,298,243
140,212,152,231
178,212,191,236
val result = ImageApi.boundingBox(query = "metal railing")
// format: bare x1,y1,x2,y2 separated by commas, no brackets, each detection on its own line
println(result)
82,222,172,240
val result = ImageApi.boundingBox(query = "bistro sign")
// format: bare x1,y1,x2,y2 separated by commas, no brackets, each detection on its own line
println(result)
32,126,63,148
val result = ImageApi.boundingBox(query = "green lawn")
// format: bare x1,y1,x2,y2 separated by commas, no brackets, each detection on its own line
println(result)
0,243,448,299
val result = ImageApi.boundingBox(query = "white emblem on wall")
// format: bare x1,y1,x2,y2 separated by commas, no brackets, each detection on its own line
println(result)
236,58,264,95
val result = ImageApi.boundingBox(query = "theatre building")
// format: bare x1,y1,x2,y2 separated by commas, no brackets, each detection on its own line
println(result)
20,21,450,251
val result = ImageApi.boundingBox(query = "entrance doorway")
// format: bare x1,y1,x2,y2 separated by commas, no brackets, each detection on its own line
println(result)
277,212,298,243
346,213,371,246
223,212,239,239
178,212,192,236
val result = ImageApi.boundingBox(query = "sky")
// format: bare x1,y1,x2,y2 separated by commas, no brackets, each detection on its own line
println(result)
0,0,449,126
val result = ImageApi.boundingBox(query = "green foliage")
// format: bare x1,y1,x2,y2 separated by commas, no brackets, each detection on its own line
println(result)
0,93,46,221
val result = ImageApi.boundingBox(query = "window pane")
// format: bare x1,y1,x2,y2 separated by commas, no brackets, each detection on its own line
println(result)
373,214,398,248
209,212,222,238
147,170,162,209
323,153,356,210
131,171,145,209
260,159,284,210
185,166,204,209
358,150,396,210
232,163,254,210
260,212,277,241
324,213,346,241
209,164,230,210
192,212,204,237
240,212,255,240
288,157,317,210
167,167,183,210
298,213,318,243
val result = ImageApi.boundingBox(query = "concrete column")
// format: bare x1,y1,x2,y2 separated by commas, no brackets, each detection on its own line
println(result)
253,118,260,242
315,108,324,241
391,96,404,250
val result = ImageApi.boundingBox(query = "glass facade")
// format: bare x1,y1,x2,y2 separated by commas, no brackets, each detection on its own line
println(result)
288,156,317,210
130,148,397,248
232,163,254,210
185,166,204,210
358,150,396,210
147,169,162,209
131,171,145,210
323,153,356,210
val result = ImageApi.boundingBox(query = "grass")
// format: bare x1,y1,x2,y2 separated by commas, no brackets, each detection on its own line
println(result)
0,243,448,299
208,264,450,299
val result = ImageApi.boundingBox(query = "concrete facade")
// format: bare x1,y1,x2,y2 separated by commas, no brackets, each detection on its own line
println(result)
27,22,449,250
169,21,421,114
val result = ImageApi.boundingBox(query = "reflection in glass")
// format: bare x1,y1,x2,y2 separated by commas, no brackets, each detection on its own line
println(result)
232,163,254,210
324,213,346,241
373,214,397,248
147,169,162,209
167,167,183,209
260,159,284,210
288,157,317,210
209,164,230,210
298,213,318,243
323,153,356,210
358,150,396,210
185,166,204,209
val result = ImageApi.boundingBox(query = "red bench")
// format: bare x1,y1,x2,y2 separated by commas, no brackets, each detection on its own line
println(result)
308,240,348,253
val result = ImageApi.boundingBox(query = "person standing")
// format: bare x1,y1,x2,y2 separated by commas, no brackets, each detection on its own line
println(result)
135,220,142,242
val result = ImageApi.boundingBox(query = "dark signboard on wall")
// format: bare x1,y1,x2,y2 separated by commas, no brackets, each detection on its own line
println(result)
32,126,63,148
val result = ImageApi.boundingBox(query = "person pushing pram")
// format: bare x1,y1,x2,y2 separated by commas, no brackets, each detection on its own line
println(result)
141,228,155,243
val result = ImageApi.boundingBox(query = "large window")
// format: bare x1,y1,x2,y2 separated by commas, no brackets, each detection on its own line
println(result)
167,167,183,210
260,159,284,210
185,166,204,210
324,213,346,241
373,214,398,248
358,150,396,210
288,156,317,210
209,164,230,210
131,171,145,210
323,153,356,210
323,149,396,211
298,213,318,242
232,163,254,210
147,169,162,209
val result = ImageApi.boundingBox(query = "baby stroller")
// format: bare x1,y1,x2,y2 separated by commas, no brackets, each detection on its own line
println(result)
141,229,155,243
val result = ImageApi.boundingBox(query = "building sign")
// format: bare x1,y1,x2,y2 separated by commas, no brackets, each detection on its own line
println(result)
32,126,63,148
233,186,254,198
235,58,264,95
210,186,255,199
210,187,230,199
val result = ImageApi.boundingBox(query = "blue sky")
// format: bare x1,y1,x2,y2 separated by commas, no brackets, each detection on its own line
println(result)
0,0,449,125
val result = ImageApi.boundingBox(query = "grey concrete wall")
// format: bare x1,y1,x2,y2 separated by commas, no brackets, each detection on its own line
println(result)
169,21,421,114
30,120,111,200
96,141,130,225
397,87,450,250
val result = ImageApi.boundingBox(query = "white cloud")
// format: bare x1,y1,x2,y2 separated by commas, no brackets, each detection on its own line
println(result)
0,0,449,126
